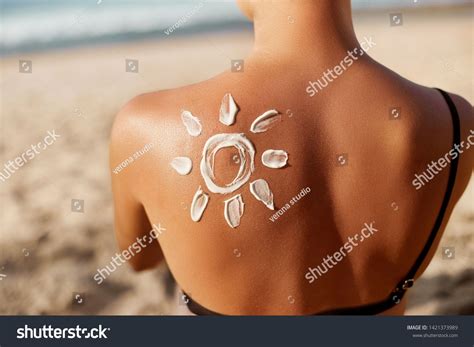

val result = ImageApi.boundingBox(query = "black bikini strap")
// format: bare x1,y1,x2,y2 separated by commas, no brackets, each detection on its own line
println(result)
391,88,461,300
183,291,219,315
409,89,460,277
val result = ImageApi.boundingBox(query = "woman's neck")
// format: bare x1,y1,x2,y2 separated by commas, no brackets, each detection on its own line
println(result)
251,1,359,60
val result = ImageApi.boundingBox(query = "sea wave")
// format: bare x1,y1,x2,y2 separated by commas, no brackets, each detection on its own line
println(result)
0,0,247,54
0,0,470,55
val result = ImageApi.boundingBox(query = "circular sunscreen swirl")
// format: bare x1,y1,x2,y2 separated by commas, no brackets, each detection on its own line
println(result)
200,133,255,194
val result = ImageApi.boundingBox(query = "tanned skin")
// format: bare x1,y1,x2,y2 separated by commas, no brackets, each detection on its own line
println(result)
110,0,473,315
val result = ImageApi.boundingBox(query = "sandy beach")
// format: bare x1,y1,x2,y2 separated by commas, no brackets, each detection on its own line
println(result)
0,5,472,315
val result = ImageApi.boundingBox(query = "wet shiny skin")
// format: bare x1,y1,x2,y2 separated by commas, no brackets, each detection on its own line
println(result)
110,0,474,315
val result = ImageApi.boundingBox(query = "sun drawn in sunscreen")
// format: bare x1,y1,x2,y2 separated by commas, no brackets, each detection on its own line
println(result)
171,94,289,228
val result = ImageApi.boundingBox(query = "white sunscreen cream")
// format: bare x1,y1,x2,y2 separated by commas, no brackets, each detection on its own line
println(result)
219,93,239,126
175,96,290,228
200,133,255,194
190,186,209,222
224,194,244,228
181,110,202,137
250,179,274,210
170,157,192,175
261,149,288,169
250,110,281,133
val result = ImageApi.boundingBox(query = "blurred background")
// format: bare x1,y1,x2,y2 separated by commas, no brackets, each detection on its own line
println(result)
0,0,472,314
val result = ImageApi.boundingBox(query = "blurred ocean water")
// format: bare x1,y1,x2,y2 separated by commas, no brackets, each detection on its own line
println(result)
0,0,470,55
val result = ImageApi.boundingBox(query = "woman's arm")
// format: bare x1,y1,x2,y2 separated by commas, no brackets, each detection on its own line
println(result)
109,98,164,271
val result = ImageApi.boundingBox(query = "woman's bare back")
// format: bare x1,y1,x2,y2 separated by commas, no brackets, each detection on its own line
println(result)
110,1,473,315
